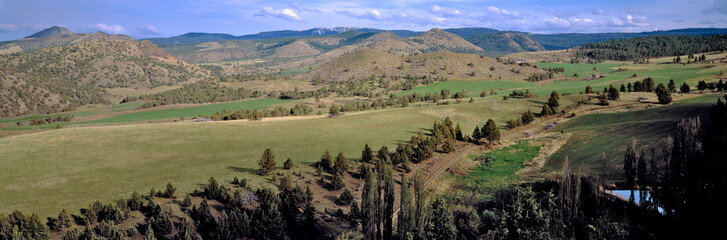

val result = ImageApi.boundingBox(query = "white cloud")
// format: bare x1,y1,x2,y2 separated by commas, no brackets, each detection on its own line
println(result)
592,9,607,15
91,23,130,35
608,15,649,27
291,2,320,13
542,17,596,31
254,7,302,22
548,9,577,18
335,9,383,21
135,25,162,37
0,24,19,32
485,6,521,19
430,5,462,17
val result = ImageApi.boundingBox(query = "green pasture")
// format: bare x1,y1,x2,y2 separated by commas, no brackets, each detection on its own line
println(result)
457,140,541,194
398,80,537,97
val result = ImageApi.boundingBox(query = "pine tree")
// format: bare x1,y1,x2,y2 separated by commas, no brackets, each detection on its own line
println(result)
627,82,633,92
378,145,390,164
258,148,276,176
608,84,620,100
681,82,691,93
482,119,500,144
668,79,677,93
655,83,672,104
585,85,593,94
361,144,374,163
697,80,708,91
541,104,553,116
547,91,560,109
330,172,346,190
164,182,176,198
471,126,481,142
443,138,456,153
334,152,349,175
128,191,142,211
620,84,626,92
521,110,535,125
320,150,333,170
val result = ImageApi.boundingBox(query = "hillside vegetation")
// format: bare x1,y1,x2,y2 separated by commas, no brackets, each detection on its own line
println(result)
0,39,208,117
0,27,134,54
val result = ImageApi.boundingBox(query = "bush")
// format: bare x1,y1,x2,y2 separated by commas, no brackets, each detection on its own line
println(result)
336,189,355,205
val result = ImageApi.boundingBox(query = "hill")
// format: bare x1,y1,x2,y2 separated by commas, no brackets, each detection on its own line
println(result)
463,32,545,57
300,48,543,82
531,28,727,50
0,39,208,117
24,26,73,39
407,28,484,54
0,27,134,54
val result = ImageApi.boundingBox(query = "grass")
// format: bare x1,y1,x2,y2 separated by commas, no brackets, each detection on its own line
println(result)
546,94,721,175
456,140,541,194
3,98,293,130
398,80,537,97
0,97,548,217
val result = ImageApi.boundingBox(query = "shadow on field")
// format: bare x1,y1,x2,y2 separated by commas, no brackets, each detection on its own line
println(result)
226,166,257,174
527,99,547,105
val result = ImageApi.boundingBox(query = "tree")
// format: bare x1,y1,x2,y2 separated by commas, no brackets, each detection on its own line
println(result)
413,170,427,238
541,104,553,116
398,175,414,240
585,85,593,94
643,77,655,92
329,105,340,117
624,140,637,203
361,144,374,164
454,124,463,141
320,150,333,170
128,191,142,211
681,82,691,93
668,79,677,93
547,91,560,109
521,110,535,125
361,168,378,240
383,165,395,240
443,138,456,153
482,119,500,144
336,188,355,205
174,217,201,240
620,84,626,92
655,83,672,104
471,126,481,142
377,146,390,164
334,152,349,175
608,84,620,100
697,80,708,91
284,158,293,170
425,198,456,240
258,148,276,176
164,182,176,198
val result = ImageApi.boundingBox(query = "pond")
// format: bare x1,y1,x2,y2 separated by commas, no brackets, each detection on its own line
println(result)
611,190,665,214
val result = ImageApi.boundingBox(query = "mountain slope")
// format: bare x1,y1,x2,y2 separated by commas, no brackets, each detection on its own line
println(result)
407,28,483,54
300,48,543,82
0,27,134,54
0,39,208,117
464,32,545,57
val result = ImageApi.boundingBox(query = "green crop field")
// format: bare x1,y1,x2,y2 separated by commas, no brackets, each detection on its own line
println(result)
547,94,721,175
457,140,541,194
0,96,549,217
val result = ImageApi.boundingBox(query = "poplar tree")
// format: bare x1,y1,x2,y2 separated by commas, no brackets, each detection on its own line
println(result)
398,175,414,240
383,165,395,240
361,168,378,240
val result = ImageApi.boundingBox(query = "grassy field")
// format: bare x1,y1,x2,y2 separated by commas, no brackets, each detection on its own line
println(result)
2,98,293,130
546,94,721,175
456,140,541,194
0,96,550,217
398,80,537,97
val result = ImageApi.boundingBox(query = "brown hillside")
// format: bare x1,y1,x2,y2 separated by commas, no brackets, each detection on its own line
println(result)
0,30,133,54
300,48,544,82
270,40,321,58
407,28,483,53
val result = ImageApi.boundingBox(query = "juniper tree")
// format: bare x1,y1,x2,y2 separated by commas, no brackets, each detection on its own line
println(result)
425,198,456,240
585,85,594,94
361,144,374,164
541,104,553,116
471,126,481,142
377,145,390,164
668,79,677,93
681,82,691,93
284,158,293,170
620,84,626,92
320,150,333,170
258,148,276,176
547,91,560,109
334,152,349,175
521,110,535,124
482,119,500,144
455,123,463,141
656,83,672,104
608,84,620,100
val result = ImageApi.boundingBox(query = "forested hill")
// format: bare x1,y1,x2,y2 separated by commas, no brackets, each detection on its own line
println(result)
575,34,727,61
0,39,209,117
531,28,727,50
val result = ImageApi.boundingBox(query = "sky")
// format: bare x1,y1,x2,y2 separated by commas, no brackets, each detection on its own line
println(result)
0,0,725,41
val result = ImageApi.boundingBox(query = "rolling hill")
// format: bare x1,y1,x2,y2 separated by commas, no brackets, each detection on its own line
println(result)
0,26,134,54
0,39,208,117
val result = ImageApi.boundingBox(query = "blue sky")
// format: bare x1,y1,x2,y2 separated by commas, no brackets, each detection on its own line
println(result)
0,0,725,41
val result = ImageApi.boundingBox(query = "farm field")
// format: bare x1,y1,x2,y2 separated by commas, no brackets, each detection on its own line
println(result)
1,98,294,130
546,94,721,175
0,96,547,217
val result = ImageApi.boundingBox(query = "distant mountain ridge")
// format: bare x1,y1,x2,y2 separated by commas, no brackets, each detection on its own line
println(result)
0,26,134,54
24,26,73,38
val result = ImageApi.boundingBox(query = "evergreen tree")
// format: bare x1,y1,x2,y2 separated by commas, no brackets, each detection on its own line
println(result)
627,82,633,92
284,158,293,170
608,84,620,100
620,84,626,92
585,85,593,94
548,91,560,109
258,148,277,176
331,172,346,190
174,217,201,240
454,124,463,141
471,126,481,142
624,140,638,203
681,82,691,93
383,165,395,240
521,110,535,124
643,77,655,92
361,168,378,240
361,144,374,164
443,138,456,153
320,150,333,170
482,119,500,144
398,175,414,240
697,80,708,91
128,191,142,211
164,183,176,198
541,104,553,116
413,170,427,238
329,105,341,117
378,146,390,164
655,83,672,104
334,152,349,175
668,79,677,93
425,198,456,240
